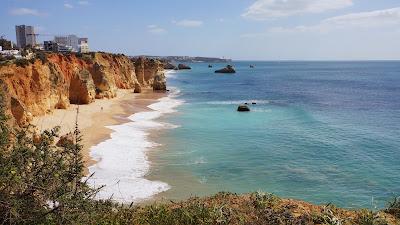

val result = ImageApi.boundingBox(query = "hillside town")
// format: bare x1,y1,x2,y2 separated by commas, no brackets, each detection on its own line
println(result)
0,25,89,59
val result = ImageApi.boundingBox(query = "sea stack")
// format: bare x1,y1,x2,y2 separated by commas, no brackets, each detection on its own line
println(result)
164,62,177,70
178,64,191,70
237,105,250,112
215,65,236,74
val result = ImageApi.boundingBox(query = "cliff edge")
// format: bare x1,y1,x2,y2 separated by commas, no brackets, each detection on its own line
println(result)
0,52,166,126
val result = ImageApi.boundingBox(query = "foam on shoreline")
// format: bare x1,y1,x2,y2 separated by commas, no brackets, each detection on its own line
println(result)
87,83,183,203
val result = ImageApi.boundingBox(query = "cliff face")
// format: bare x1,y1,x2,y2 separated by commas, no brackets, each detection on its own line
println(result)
0,53,165,126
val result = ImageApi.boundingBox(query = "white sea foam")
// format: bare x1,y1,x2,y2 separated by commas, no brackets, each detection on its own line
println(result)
87,88,183,204
165,70,177,79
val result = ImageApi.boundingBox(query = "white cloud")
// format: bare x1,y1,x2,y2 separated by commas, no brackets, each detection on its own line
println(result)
147,25,166,34
9,8,46,16
321,7,400,28
78,1,89,5
285,7,400,32
242,0,353,20
64,3,74,9
173,19,204,27
242,7,400,37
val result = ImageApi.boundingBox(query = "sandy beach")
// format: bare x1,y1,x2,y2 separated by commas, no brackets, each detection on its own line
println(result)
32,88,166,174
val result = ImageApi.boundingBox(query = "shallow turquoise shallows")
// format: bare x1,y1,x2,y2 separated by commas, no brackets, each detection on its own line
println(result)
148,61,400,209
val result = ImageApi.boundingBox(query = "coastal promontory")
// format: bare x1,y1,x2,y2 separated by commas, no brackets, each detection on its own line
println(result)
0,52,166,126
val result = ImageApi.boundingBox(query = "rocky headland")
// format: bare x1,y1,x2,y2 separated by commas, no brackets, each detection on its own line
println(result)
0,52,166,127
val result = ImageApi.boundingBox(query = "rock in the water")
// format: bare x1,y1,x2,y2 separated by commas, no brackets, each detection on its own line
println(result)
237,104,250,112
215,65,236,74
208,64,213,68
178,64,191,70
164,62,177,70
252,102,257,105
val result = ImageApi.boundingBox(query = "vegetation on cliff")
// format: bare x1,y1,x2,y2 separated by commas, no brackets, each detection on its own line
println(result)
0,93,399,224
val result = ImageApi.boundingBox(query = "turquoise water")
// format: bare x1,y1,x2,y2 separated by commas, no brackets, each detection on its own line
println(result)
149,61,400,209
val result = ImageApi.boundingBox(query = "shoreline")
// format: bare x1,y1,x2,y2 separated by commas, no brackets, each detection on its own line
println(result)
32,88,166,175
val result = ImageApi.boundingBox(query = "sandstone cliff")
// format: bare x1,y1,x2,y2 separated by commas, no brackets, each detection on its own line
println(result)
0,52,165,126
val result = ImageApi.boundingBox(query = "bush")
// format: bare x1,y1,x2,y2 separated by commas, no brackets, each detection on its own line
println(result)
0,55,16,62
36,52,48,64
5,55,16,61
386,197,400,219
82,54,93,64
0,96,98,224
15,59,30,68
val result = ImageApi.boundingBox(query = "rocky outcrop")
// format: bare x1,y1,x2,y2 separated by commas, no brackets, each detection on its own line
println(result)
69,69,96,104
0,52,165,125
144,59,162,84
237,105,250,112
178,64,191,70
215,65,236,74
163,62,177,70
153,72,167,91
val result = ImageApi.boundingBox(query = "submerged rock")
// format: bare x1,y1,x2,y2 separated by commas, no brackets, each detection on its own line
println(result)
178,64,191,70
215,65,236,74
237,104,250,112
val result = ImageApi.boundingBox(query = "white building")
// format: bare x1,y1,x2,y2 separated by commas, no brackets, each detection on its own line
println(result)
79,43,90,53
78,38,89,53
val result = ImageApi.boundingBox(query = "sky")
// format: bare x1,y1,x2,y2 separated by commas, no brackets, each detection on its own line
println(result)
1,0,400,60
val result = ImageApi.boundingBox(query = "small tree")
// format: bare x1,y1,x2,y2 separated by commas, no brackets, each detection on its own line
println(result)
0,93,98,224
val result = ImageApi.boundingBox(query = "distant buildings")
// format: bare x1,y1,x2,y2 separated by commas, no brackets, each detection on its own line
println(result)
44,41,58,52
13,24,89,53
0,49,22,58
15,25,36,48
53,35,89,53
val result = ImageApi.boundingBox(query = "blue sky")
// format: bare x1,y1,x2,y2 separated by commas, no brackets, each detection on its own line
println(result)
1,0,400,60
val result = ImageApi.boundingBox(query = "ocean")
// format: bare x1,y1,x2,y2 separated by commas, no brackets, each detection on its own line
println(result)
90,61,400,209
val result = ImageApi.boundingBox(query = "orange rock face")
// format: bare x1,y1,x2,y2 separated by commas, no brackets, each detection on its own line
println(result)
0,52,165,126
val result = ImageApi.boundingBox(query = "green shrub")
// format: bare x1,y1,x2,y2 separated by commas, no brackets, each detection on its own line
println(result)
251,191,280,210
5,55,16,61
36,52,48,64
385,197,400,219
82,54,93,64
15,58,30,68
0,96,99,224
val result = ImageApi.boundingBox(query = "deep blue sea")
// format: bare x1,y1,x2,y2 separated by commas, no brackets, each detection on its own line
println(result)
149,61,400,209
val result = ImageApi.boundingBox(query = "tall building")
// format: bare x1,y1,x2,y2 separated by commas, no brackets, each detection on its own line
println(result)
15,25,36,48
